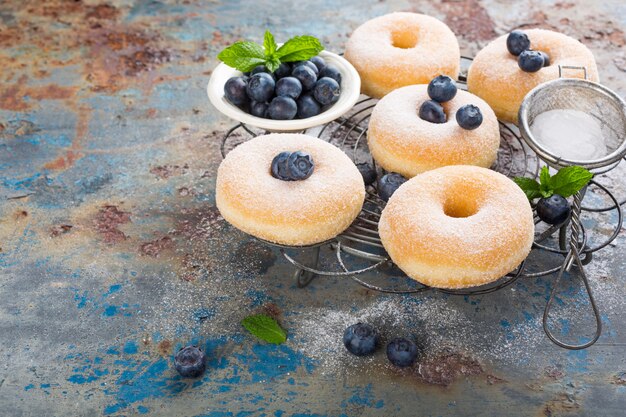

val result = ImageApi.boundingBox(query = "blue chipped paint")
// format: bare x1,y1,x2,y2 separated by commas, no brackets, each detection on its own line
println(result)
70,285,137,318
104,284,122,297
103,305,118,317
24,384,35,391
123,341,139,354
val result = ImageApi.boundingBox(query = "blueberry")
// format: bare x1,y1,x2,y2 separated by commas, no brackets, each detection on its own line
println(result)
419,100,447,124
343,323,379,356
456,104,483,130
537,194,571,225
296,93,321,119
292,65,317,90
268,96,297,120
286,151,314,180
293,60,319,76
506,30,531,56
377,172,406,202
251,65,273,77
274,62,292,79
539,51,550,67
309,56,326,72
236,101,250,113
271,151,291,180
356,162,377,186
319,65,341,85
246,73,275,102
386,338,418,368
427,75,457,103
250,100,269,118
313,77,341,106
174,346,207,378
518,50,545,73
224,76,249,106
275,76,302,100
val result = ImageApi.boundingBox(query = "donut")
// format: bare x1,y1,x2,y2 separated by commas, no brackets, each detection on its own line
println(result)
216,133,365,246
378,165,534,288
367,85,500,178
467,29,599,124
344,12,460,99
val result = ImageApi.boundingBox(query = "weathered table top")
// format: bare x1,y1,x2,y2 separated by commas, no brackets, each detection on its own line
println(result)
1,1,625,416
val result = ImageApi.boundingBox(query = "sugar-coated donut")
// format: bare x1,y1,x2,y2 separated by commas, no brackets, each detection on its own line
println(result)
216,134,365,246
379,165,534,288
345,12,460,99
367,85,500,178
468,29,599,124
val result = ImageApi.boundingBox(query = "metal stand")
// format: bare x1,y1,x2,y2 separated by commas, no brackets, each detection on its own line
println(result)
217,56,625,350
543,189,603,349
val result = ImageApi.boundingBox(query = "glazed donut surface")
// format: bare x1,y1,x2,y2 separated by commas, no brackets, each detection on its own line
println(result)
467,28,599,124
345,12,460,99
367,85,501,178
378,165,534,289
216,134,365,246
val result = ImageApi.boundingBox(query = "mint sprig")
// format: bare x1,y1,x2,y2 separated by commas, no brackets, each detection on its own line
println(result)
514,166,593,200
218,30,324,74
241,313,287,345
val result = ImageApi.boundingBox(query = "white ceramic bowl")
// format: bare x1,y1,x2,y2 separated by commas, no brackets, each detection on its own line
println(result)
207,50,361,131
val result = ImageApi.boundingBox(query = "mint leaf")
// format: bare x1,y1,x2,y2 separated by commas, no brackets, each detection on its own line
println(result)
539,166,550,187
217,41,266,72
539,166,553,198
241,314,287,345
275,35,324,62
550,166,593,197
265,56,281,73
514,177,542,200
263,30,277,57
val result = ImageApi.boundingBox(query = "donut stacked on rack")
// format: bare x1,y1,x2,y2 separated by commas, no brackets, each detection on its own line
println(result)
216,133,365,246
344,12,460,99
467,28,599,123
367,76,500,178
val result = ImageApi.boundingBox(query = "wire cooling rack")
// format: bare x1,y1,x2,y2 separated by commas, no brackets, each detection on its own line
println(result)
218,57,625,349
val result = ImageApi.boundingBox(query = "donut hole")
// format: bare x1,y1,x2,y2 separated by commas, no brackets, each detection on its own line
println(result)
443,196,479,218
391,30,418,49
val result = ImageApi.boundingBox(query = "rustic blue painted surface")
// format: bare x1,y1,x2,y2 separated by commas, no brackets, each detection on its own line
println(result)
1,1,625,416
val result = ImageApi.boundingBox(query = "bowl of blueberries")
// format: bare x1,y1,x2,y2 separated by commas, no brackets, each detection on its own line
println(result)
208,32,361,131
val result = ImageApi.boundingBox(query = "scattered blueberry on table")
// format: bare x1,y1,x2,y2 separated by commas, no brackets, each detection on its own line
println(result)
174,346,207,378
386,338,419,368
343,323,379,356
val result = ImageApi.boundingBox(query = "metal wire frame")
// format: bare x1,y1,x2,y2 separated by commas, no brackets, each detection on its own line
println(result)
216,56,625,349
